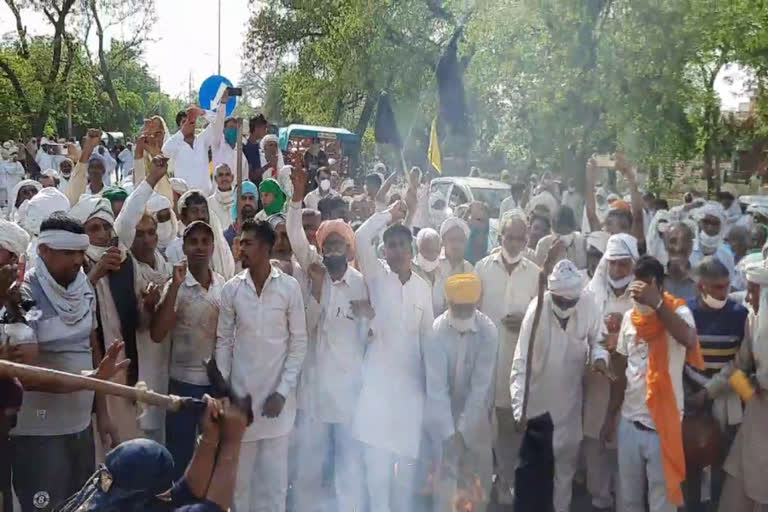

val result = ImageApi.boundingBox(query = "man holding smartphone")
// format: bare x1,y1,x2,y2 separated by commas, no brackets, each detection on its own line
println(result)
162,90,230,195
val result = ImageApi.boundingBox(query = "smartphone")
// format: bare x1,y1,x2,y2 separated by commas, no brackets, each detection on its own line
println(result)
226,87,242,97
109,236,119,248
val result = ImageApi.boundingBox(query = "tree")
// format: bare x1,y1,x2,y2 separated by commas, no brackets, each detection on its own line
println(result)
0,0,78,134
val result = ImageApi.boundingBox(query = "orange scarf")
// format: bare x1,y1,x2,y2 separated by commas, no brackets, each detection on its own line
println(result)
631,293,705,506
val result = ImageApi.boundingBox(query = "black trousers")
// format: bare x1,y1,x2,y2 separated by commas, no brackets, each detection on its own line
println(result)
11,426,95,512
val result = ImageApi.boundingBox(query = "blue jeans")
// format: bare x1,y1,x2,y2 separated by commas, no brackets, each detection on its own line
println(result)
165,379,212,480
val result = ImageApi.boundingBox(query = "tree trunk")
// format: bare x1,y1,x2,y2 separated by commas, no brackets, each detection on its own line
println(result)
90,0,123,125
355,93,377,137
703,144,714,199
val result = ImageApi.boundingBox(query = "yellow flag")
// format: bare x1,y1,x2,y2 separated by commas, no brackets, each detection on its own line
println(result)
428,117,442,174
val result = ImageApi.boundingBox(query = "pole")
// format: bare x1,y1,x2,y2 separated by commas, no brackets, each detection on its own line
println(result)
217,0,222,75
0,359,187,412
235,117,244,224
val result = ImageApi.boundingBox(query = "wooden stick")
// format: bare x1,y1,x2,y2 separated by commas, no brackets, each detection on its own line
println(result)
235,117,244,225
520,273,547,424
0,359,186,412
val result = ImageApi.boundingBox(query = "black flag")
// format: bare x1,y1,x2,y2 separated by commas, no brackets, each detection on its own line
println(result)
436,30,469,137
374,92,402,148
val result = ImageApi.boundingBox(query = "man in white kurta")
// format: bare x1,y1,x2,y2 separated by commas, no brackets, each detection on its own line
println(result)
353,201,434,512
474,209,540,504
216,219,308,512
510,259,603,512
424,273,498,512
582,233,639,510
286,176,368,511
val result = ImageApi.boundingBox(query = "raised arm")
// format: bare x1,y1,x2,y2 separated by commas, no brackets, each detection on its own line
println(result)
149,267,184,343
115,155,167,247
585,156,601,232
616,152,645,245
67,129,101,205
355,202,407,282
201,90,230,149
375,170,399,206
287,164,321,270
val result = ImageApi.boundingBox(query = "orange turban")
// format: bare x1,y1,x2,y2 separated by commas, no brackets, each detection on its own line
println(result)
610,199,631,212
444,274,482,304
316,219,355,254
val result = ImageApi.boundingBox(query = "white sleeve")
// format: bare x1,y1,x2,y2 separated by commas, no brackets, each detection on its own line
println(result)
423,329,455,442
114,180,153,248
276,279,309,397
286,201,321,270
510,299,537,420
215,282,236,381
354,210,391,285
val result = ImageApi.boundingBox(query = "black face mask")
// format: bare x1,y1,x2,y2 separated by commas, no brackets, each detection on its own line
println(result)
323,254,347,274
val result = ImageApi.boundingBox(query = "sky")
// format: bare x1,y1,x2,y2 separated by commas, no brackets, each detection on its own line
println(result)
0,0,251,98
0,0,755,109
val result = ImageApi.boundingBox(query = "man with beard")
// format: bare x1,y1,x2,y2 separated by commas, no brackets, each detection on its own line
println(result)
474,209,541,504
208,164,235,229
583,233,639,511
424,273,498,512
288,165,368,511
8,213,117,512
510,259,604,512
151,221,224,480
691,201,734,279
664,222,698,303
223,181,259,249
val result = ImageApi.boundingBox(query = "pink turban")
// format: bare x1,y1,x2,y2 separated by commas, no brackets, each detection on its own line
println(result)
316,220,355,254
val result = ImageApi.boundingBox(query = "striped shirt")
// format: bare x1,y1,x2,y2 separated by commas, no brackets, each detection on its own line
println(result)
688,299,748,376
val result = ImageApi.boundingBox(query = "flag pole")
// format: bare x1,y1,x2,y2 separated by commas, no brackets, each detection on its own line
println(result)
235,117,244,225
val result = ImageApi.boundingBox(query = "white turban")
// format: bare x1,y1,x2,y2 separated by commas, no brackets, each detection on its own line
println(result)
440,216,470,240
9,179,43,221
415,227,440,250
692,201,727,226
69,195,115,226
0,219,30,257
41,168,60,179
267,212,286,230
169,178,189,195
17,187,70,236
747,202,768,220
604,233,639,261
586,231,610,253
548,259,583,299
147,193,172,214
746,259,768,286
647,210,671,266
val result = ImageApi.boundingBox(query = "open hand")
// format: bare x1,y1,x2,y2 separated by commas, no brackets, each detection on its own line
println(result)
93,340,131,381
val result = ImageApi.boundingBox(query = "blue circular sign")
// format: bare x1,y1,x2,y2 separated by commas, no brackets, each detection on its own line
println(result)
198,75,237,116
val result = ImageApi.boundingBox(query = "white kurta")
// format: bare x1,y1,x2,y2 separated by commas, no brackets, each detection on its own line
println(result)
475,252,540,407
510,291,602,511
215,267,308,442
352,211,435,458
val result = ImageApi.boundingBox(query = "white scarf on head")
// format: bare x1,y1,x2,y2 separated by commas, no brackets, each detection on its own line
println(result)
587,233,638,310
646,210,671,267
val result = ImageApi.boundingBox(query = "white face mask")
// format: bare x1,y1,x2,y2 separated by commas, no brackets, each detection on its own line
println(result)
319,179,331,192
416,253,439,272
608,273,633,290
699,231,721,255
156,220,176,247
501,247,522,265
702,294,727,310
633,299,655,316
448,310,475,333
559,233,574,246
